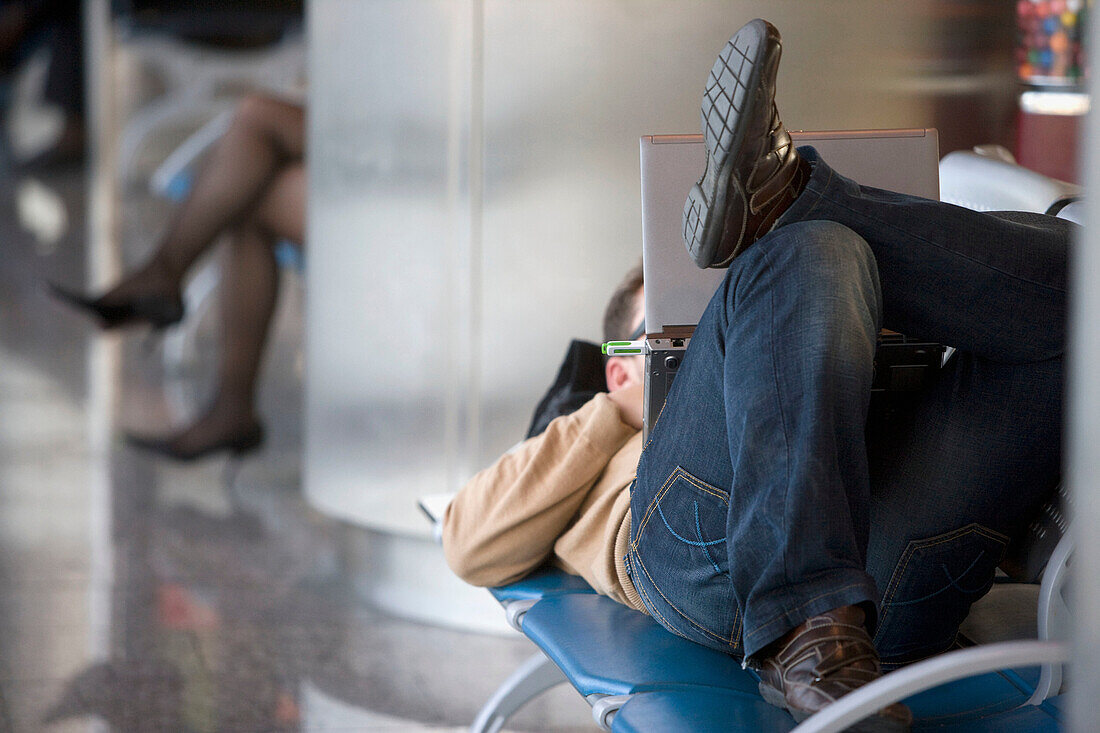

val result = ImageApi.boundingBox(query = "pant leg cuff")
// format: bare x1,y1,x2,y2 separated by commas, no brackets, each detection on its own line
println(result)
741,571,879,661
773,145,837,229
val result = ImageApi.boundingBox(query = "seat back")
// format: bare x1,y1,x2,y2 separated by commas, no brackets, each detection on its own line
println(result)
939,149,1081,214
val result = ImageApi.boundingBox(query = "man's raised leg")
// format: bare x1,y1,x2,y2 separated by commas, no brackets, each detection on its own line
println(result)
629,218,911,730
776,155,1070,364
644,14,1070,729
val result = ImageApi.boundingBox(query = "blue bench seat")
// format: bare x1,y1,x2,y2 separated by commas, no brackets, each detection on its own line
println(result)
473,569,1065,732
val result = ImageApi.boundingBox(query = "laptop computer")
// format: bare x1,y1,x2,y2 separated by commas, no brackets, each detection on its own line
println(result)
639,129,943,438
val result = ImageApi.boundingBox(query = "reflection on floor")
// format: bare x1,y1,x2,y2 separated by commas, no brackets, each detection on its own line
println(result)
0,163,593,730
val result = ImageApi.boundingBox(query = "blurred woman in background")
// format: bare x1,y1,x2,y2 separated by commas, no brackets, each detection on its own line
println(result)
53,94,304,460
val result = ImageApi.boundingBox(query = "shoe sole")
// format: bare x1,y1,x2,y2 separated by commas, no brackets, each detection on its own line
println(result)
133,294,185,330
682,19,775,268
48,282,183,330
758,680,912,732
125,423,264,462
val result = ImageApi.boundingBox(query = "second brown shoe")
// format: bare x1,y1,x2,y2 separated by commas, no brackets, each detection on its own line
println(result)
757,605,913,732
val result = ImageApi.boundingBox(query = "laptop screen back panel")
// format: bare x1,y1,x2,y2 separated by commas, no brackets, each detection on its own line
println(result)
640,129,940,338
638,129,940,438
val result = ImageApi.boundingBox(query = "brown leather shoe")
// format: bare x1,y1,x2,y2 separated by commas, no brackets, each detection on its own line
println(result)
757,606,913,732
683,19,810,269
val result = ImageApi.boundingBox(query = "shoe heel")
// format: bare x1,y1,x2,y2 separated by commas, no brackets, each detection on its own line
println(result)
136,295,184,329
683,185,718,268
228,425,264,456
49,282,184,330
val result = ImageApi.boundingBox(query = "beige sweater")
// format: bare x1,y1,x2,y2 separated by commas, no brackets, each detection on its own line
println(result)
442,393,647,612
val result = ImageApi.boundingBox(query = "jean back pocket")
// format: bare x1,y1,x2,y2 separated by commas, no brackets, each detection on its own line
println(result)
630,467,741,653
875,523,1009,663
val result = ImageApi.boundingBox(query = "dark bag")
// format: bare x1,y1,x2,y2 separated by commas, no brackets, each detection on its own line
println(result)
525,340,608,439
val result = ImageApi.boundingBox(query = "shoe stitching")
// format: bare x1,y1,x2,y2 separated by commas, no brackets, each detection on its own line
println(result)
776,625,872,666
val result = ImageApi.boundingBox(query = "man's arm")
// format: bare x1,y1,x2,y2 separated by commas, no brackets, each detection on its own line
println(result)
442,392,639,587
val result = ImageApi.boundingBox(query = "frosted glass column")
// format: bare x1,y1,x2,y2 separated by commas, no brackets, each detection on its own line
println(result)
306,0,1017,532
306,0,479,529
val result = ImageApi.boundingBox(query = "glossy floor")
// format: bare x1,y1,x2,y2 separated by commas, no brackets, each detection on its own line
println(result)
0,163,592,730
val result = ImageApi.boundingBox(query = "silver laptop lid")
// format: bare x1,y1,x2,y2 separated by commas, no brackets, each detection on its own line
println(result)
640,129,939,336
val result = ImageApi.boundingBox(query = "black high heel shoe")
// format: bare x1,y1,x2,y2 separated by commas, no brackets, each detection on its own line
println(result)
48,283,184,330
125,420,265,462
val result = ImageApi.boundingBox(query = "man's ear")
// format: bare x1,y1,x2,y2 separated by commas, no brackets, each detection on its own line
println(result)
605,357,632,392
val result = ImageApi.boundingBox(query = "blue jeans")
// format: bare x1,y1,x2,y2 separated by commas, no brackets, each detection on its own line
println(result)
626,147,1070,665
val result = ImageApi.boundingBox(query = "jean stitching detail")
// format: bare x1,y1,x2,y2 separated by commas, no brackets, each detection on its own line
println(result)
879,524,1009,607
676,472,730,503
636,547,718,640
633,556,699,644
634,551,739,649
938,554,994,594
632,469,741,648
633,564,678,633
630,469,681,552
656,501,725,548
695,502,724,575
758,244,793,588
631,467,729,552
887,553,992,607
875,526,1009,646
632,470,676,546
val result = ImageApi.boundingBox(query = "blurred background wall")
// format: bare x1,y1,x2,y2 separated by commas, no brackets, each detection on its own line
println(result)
304,0,1020,528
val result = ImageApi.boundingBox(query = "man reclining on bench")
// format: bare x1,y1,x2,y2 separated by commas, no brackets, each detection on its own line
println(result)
442,18,1069,732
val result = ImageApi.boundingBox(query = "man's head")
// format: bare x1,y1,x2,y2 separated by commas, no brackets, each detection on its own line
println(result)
602,263,645,392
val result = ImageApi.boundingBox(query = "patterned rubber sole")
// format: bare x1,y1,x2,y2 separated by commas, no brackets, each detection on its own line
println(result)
682,19,772,268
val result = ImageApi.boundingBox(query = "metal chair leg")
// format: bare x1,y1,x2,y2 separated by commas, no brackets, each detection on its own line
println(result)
470,651,567,733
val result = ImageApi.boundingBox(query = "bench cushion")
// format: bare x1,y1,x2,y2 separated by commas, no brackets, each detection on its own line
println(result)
905,666,1042,722
611,689,796,732
520,593,757,697
489,568,597,603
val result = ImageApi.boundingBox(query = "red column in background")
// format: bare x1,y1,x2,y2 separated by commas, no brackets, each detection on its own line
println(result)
1016,108,1083,184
